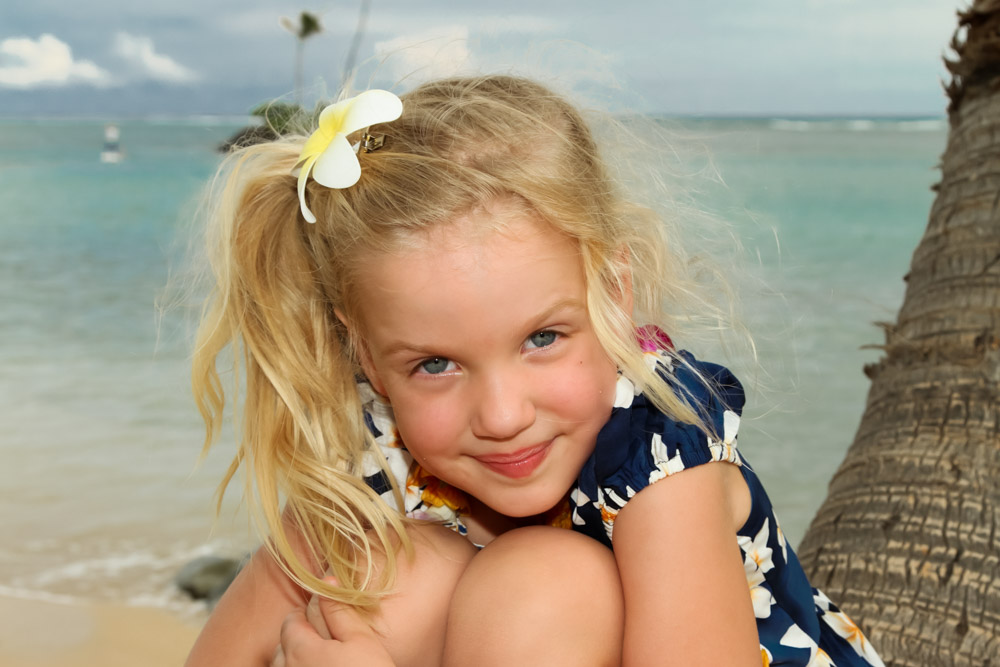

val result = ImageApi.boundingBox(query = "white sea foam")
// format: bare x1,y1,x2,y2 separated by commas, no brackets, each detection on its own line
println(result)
0,584,81,605
31,549,182,586
2,538,246,614
770,119,814,132
896,118,946,132
769,117,945,132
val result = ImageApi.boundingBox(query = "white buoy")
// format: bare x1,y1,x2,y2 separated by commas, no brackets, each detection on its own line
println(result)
100,123,123,163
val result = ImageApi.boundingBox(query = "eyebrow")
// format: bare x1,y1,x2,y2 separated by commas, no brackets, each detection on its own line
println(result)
529,297,588,328
378,297,588,360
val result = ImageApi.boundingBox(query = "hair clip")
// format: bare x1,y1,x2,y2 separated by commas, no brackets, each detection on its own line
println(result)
294,89,403,223
361,133,385,153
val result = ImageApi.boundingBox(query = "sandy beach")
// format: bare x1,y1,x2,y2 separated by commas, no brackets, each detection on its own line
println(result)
0,594,204,667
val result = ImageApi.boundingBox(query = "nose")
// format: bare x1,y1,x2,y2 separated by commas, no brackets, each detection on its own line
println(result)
470,368,536,440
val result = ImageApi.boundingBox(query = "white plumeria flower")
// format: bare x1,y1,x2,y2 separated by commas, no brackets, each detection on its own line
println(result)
295,89,403,223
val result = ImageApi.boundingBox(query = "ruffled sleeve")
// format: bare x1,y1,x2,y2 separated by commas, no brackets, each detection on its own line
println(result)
570,350,746,547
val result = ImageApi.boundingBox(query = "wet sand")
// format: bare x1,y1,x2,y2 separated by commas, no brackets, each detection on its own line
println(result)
0,594,204,667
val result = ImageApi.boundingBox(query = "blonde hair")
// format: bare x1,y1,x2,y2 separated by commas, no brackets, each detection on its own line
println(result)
193,74,735,611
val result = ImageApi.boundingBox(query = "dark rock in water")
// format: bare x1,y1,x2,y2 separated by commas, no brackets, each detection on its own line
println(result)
217,124,279,153
176,554,248,605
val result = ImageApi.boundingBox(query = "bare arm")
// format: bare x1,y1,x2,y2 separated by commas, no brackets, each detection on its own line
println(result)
612,462,760,666
186,513,321,667
185,544,311,667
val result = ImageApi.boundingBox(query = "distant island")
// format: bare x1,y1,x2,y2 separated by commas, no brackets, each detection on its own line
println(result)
217,100,312,152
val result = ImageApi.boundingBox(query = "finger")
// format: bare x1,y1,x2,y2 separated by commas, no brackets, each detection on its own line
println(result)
279,607,322,656
316,578,373,641
305,594,332,640
270,643,286,667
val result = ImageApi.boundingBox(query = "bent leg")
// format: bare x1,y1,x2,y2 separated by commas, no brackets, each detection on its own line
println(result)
352,522,477,667
443,526,624,667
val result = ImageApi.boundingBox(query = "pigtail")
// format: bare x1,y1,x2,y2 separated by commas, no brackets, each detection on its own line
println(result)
192,138,410,610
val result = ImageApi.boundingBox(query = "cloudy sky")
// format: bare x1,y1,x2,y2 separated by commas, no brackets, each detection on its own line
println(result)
0,0,966,117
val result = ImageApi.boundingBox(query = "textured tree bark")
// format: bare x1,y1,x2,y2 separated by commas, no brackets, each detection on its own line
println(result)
797,3,1000,665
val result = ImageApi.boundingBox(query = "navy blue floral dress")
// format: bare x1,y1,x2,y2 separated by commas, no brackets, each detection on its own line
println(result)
360,347,884,666
569,348,884,666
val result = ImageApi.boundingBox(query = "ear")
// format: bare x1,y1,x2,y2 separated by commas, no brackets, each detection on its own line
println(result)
335,308,388,397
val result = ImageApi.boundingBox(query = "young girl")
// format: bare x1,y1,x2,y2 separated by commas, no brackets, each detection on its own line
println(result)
186,75,884,666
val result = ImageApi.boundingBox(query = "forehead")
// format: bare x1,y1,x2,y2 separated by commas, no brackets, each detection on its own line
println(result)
352,206,587,341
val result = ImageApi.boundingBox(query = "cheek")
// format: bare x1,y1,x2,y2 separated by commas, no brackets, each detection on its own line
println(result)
391,395,465,459
548,351,618,419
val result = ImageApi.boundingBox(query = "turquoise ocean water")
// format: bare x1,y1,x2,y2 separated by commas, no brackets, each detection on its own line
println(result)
0,116,945,616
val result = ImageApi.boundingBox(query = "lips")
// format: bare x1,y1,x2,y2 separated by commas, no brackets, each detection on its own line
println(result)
475,441,552,479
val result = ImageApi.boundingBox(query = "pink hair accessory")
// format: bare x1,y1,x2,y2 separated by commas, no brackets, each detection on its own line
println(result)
636,325,673,352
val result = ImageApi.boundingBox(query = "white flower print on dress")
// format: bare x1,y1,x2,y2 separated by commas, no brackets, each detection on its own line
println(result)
723,409,740,444
815,591,886,667
614,374,638,408
747,566,775,619
778,626,824,664
809,648,836,667
596,486,628,541
706,410,743,465
570,487,591,526
775,515,789,564
739,519,775,574
649,432,686,484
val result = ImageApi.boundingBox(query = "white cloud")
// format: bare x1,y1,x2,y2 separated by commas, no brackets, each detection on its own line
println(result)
0,34,113,89
374,26,475,85
369,13,555,37
222,9,297,36
473,15,556,35
112,32,199,84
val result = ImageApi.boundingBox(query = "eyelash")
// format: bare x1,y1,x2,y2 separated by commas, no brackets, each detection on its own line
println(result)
411,330,563,376
525,329,561,350
414,357,457,376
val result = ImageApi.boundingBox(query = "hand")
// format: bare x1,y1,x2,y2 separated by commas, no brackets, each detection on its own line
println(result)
270,580,395,667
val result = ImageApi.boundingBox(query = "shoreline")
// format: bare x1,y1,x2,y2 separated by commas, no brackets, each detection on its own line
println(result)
0,593,205,667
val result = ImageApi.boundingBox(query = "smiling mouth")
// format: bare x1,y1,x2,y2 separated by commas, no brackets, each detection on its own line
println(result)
475,441,552,479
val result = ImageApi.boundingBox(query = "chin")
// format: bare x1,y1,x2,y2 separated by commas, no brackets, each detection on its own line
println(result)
485,487,569,519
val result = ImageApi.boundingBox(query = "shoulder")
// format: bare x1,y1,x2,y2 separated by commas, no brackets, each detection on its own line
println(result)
186,540,313,666
571,350,750,545
609,443,761,664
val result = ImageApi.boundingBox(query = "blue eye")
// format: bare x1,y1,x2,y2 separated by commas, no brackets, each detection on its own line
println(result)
526,331,558,349
419,357,453,374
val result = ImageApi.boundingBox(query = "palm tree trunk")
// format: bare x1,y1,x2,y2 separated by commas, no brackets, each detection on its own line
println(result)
797,2,1000,665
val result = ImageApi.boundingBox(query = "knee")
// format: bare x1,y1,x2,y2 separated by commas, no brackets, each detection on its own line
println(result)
444,526,624,666
369,522,477,667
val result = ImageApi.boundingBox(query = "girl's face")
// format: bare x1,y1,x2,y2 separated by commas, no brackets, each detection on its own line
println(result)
353,202,622,518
